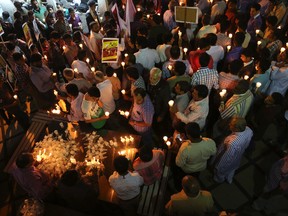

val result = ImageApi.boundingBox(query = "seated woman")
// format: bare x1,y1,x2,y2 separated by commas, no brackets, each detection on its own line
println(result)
10,152,52,200
81,86,109,129
133,145,165,185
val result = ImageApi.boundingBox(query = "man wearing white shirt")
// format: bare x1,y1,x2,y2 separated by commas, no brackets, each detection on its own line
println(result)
266,64,288,96
206,33,224,70
71,50,94,82
134,36,160,71
196,14,217,39
210,0,226,24
89,21,104,61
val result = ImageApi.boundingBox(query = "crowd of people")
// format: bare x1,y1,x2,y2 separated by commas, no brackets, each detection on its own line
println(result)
1,0,288,215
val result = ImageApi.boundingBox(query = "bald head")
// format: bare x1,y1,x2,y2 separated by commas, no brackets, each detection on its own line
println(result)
182,175,200,197
150,67,162,86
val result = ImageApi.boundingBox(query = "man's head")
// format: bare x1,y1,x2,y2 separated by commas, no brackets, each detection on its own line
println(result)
16,152,34,168
174,61,186,76
87,86,101,102
27,11,35,22
68,8,75,18
114,156,129,175
50,31,61,42
63,33,73,46
139,145,153,162
66,83,79,98
264,92,284,105
233,80,249,94
63,68,75,81
94,71,106,83
31,0,39,9
233,32,245,47
90,21,100,33
257,59,271,74
174,81,191,95
250,3,261,18
182,175,200,197
198,38,210,50
240,48,253,63
55,10,64,21
229,59,244,76
229,116,247,132
136,36,148,49
202,14,211,26
185,122,201,140
149,67,162,86
206,33,217,46
192,85,208,101
88,0,96,10
30,53,43,67
13,52,26,65
133,88,146,105
170,45,181,60
199,52,211,68
126,67,140,81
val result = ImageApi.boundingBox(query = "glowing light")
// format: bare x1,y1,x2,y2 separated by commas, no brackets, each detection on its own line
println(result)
168,100,174,107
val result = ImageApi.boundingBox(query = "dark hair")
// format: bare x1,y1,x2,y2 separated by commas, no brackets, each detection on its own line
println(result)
128,54,136,64
134,88,146,98
105,66,114,77
194,85,208,98
251,3,261,11
30,53,42,63
138,26,148,36
46,4,54,11
6,43,15,51
233,80,249,94
136,36,148,49
28,10,34,17
220,19,230,33
271,92,284,105
87,86,100,98
16,153,34,168
198,38,210,49
234,32,245,46
174,61,186,76
2,11,10,19
139,145,153,162
73,31,82,42
266,16,278,26
68,8,74,13
126,67,140,80
185,122,201,139
77,50,87,61
14,11,22,19
175,81,191,93
7,33,17,41
12,52,24,62
30,44,38,52
61,170,79,186
88,0,96,7
229,59,244,75
170,45,181,59
114,156,129,175
66,84,79,97
241,48,253,58
199,52,211,67
50,31,61,39
182,175,200,197
206,33,217,46
63,33,72,40
258,59,271,73
202,14,211,25
162,32,173,44
134,11,143,21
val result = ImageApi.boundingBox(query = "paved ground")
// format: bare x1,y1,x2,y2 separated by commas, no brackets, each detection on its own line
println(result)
0,118,288,216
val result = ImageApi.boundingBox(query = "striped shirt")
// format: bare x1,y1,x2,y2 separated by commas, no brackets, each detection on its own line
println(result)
219,72,239,90
220,90,254,119
131,95,154,133
191,67,219,92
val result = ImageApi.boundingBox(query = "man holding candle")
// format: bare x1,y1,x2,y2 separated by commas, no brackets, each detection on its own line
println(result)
247,3,262,42
65,84,85,122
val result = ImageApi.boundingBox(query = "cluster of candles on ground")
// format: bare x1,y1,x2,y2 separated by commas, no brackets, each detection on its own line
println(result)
118,135,136,160
36,149,52,162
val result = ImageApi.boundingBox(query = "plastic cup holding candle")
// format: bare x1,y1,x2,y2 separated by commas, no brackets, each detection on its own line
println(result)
227,45,231,52
121,61,125,68
257,41,262,46
44,55,48,60
91,67,95,72
168,65,173,71
13,94,18,99
124,53,128,57
113,73,117,77
228,33,233,39
121,89,126,95
281,47,286,53
36,154,42,162
70,157,76,164
147,14,150,19
168,100,174,107
219,91,225,98
124,111,130,118
255,29,260,34
244,75,249,80
79,43,83,49
286,42,288,48
256,82,262,88
222,89,227,94
74,68,78,73
137,7,141,11
277,26,281,29
62,45,66,50
178,31,182,37
54,90,58,96
105,112,110,117
69,23,72,29
157,12,161,16
163,136,168,142
100,16,103,21
86,58,90,64
166,141,171,147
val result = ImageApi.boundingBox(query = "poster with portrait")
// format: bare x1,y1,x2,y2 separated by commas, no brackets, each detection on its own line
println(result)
101,38,119,63
22,23,33,47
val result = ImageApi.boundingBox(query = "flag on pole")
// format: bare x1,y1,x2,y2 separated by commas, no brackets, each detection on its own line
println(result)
125,0,136,36
111,3,128,35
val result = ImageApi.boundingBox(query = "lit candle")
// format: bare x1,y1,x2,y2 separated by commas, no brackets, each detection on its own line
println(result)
228,33,233,39
62,45,66,50
121,89,126,95
222,89,227,94
44,55,48,60
277,26,281,29
147,14,150,19
178,31,182,37
105,111,110,117
124,53,128,57
113,73,117,77
91,67,95,72
86,58,90,64
227,45,231,52
124,111,130,118
121,61,125,68
79,43,83,49
69,23,72,31
281,47,286,53
54,90,58,96
78,22,82,29
168,65,173,71
137,7,141,12
183,47,188,55
168,100,174,107
52,72,57,77
257,41,262,46
74,68,78,73
70,157,76,164
13,94,18,99
36,154,42,162
255,29,260,34
100,16,103,21
219,91,225,98
286,42,288,48
256,82,262,88
244,75,249,80
163,136,168,142
166,141,171,147
43,18,45,22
